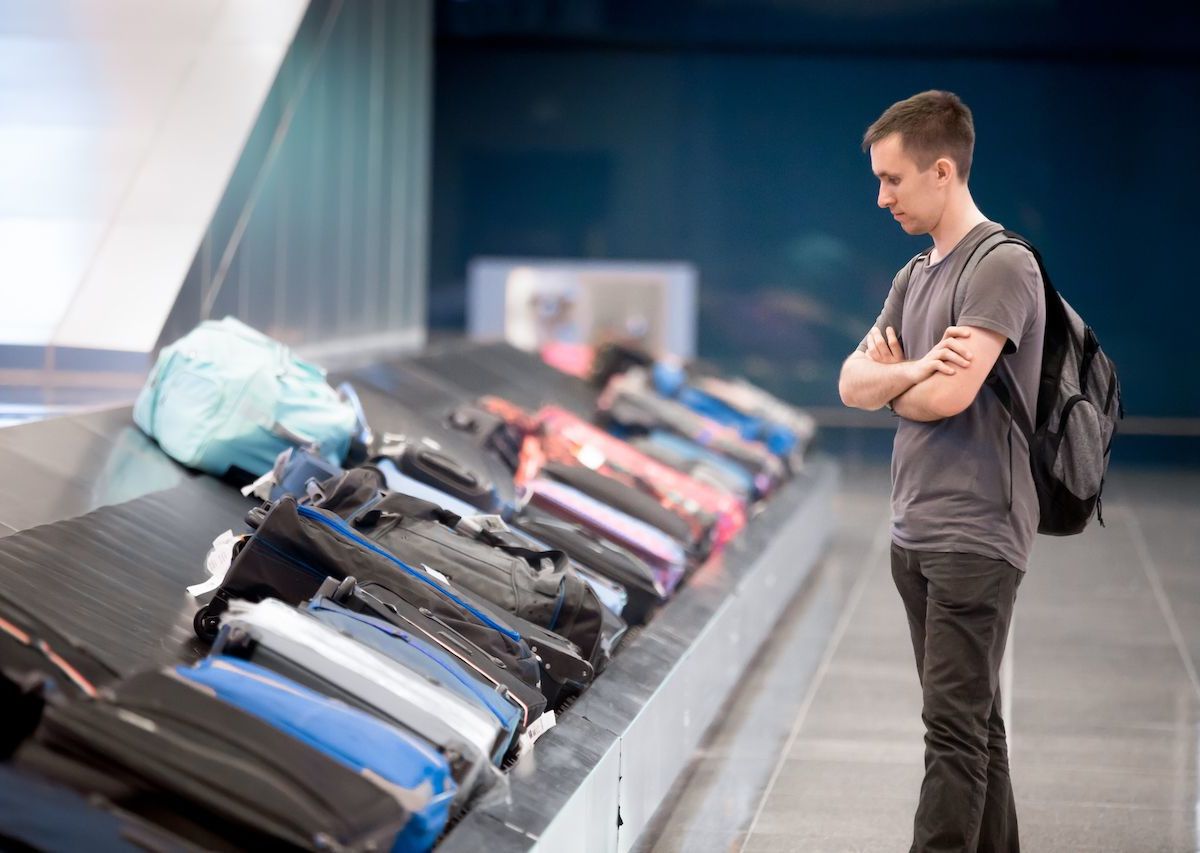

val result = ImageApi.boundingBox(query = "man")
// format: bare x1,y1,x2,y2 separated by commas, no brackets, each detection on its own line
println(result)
838,90,1045,852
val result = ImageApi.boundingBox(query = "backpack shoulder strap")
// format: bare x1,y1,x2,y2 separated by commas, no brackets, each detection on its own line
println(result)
945,226,1035,440
948,224,1009,325
895,249,930,296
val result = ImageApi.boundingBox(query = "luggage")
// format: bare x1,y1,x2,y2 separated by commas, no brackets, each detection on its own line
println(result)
540,459,694,545
303,589,522,762
261,445,345,502
631,430,757,502
0,597,122,759
538,404,747,547
176,656,456,851
21,668,410,851
349,383,519,517
213,599,500,808
654,361,813,458
443,402,523,474
515,505,667,625
192,496,591,707
574,561,629,617
0,764,196,853
373,457,483,518
192,496,541,691
379,440,515,518
524,477,687,597
309,467,613,674
0,595,118,702
453,514,631,657
133,317,358,477
321,576,548,731
484,398,746,552
598,368,786,495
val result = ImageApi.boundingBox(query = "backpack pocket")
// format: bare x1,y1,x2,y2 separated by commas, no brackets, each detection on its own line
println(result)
1052,395,1104,500
153,367,225,467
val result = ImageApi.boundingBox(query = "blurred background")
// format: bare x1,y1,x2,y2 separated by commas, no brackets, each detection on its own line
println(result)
2,0,1197,466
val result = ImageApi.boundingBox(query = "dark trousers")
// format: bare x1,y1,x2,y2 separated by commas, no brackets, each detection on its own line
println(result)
891,543,1023,853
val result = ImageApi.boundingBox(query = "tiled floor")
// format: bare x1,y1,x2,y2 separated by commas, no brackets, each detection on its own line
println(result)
637,462,1200,853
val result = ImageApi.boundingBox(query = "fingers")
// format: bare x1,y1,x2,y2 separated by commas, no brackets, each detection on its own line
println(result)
938,339,972,367
866,327,885,362
885,326,904,360
942,325,972,340
932,360,956,375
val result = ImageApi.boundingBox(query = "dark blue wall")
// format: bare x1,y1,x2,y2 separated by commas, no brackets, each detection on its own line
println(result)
430,23,1200,420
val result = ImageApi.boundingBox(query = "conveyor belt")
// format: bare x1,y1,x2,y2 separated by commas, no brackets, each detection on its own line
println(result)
405,342,597,417
0,476,256,676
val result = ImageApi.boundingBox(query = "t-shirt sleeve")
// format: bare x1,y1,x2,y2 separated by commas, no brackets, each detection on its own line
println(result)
856,268,909,353
957,244,1042,354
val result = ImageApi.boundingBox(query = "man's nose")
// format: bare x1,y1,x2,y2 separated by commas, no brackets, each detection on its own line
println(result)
878,187,893,209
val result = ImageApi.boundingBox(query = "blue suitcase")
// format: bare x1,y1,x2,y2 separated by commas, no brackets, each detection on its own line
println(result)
652,362,798,456
176,656,456,853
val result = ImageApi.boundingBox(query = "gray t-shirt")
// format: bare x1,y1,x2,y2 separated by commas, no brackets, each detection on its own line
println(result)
864,222,1046,571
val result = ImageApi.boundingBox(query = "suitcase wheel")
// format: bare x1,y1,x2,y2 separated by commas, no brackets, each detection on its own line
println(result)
193,605,222,642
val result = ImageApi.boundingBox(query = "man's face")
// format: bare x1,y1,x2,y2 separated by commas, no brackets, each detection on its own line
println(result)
870,133,943,235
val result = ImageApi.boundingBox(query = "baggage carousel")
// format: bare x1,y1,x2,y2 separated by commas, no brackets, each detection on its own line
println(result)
0,342,835,852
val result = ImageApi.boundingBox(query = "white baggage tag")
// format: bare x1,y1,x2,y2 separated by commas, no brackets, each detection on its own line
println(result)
187,530,238,597
577,445,605,470
516,710,556,756
420,563,451,586
241,469,276,500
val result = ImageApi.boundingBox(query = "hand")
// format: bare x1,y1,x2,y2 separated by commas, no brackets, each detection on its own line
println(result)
865,326,905,364
906,326,973,383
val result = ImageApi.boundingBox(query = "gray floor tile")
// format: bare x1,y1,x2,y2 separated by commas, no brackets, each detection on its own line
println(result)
1019,802,1196,852
638,464,1200,853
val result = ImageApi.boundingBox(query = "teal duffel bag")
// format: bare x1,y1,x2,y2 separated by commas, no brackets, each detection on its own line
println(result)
134,317,357,477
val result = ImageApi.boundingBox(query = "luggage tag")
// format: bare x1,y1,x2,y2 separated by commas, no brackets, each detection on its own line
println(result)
515,710,556,756
241,469,276,501
187,530,240,597
576,444,606,470
419,563,452,587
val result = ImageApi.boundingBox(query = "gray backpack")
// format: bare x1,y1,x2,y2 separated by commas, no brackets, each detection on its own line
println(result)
946,227,1124,535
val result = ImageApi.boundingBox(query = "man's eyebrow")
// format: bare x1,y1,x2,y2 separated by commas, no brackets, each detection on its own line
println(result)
874,170,899,179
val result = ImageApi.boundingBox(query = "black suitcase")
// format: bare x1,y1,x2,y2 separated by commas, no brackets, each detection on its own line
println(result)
515,505,668,626
17,669,410,852
0,594,119,700
310,467,613,672
346,382,518,516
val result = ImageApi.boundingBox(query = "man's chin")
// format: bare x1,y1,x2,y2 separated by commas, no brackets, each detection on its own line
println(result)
898,219,924,235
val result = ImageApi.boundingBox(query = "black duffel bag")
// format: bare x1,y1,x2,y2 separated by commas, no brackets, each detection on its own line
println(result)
515,504,668,626
310,467,613,674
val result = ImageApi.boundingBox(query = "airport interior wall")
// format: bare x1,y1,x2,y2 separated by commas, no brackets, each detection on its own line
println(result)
428,6,1200,460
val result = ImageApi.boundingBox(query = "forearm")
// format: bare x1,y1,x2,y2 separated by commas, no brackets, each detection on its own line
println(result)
890,375,953,422
838,354,916,411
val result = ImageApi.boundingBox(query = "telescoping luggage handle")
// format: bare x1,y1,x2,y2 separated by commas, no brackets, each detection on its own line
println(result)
314,575,534,729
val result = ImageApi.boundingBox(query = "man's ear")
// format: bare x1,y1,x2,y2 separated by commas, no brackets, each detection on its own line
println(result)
934,156,955,186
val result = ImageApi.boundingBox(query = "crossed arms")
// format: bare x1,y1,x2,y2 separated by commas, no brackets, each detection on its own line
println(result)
837,324,1007,421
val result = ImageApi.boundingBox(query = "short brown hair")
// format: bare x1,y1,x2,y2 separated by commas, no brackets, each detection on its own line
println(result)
862,90,975,181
